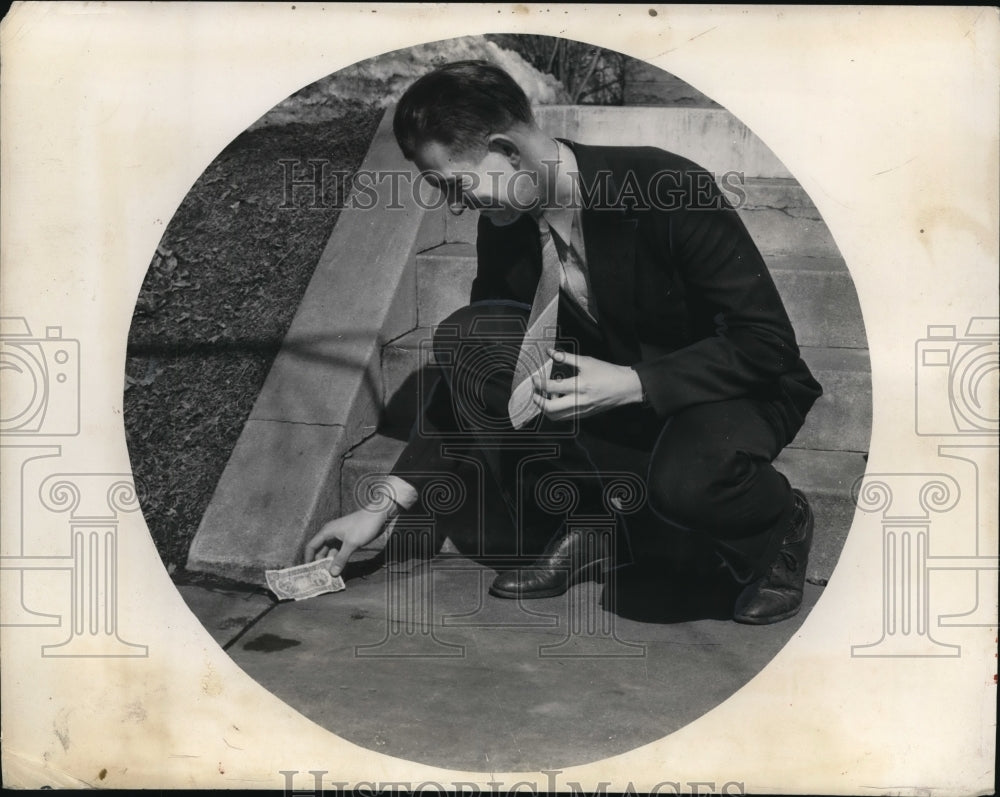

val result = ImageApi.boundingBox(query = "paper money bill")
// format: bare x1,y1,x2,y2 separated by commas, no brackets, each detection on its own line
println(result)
265,558,346,601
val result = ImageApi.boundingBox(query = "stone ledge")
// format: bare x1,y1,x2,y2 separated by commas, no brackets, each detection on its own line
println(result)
536,106,793,179
249,108,421,429
187,419,349,585
187,108,428,583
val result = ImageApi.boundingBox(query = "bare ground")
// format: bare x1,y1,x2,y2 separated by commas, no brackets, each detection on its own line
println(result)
124,100,383,575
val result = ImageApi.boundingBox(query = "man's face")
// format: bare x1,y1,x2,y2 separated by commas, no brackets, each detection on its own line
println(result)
413,139,539,226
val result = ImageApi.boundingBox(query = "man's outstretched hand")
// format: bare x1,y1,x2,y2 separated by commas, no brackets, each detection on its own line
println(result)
303,508,389,577
531,348,645,421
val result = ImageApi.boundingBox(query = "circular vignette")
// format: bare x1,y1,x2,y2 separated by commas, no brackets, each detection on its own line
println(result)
123,34,871,773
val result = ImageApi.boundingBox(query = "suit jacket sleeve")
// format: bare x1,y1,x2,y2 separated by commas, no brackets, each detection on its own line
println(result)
631,170,809,417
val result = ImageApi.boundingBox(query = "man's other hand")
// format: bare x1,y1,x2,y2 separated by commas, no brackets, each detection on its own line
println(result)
531,349,645,421
303,508,388,577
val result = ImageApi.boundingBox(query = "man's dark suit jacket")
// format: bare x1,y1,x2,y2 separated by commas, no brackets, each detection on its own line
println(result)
390,141,823,493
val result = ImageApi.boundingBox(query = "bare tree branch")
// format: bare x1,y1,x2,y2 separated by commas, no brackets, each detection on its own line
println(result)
571,48,603,104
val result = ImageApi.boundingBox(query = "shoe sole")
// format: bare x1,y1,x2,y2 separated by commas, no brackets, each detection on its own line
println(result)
732,604,802,625
488,558,608,600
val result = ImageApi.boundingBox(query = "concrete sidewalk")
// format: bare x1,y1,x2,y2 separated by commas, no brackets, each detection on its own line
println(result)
179,553,823,773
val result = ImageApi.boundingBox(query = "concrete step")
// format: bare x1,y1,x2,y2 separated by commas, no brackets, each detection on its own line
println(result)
792,346,871,453
382,331,870,454
415,243,477,328
338,431,866,584
380,326,437,436
414,245,865,349
739,178,813,210
735,178,839,259
770,265,867,349
773,448,868,583
738,206,838,259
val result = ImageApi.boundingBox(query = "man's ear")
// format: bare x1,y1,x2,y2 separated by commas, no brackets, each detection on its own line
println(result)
487,133,521,167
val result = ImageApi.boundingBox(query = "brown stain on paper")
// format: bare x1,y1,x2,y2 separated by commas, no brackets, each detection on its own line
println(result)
53,710,71,752
201,662,224,697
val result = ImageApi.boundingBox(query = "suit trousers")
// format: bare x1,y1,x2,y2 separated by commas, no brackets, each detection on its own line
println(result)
420,299,798,582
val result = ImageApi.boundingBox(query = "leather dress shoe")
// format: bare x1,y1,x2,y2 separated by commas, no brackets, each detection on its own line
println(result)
732,489,814,625
489,527,610,599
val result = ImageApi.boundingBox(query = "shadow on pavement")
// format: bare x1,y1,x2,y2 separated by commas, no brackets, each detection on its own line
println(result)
606,563,743,624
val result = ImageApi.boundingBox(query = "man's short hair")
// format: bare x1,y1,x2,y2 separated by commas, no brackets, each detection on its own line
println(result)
393,60,535,161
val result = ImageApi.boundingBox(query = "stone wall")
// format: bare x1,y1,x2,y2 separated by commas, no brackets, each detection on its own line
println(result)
623,59,721,108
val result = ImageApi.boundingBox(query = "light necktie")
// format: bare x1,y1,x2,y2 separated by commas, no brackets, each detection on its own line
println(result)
507,217,562,429
554,219,596,324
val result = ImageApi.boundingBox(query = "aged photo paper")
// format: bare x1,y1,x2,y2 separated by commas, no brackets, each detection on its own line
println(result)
1,3,997,793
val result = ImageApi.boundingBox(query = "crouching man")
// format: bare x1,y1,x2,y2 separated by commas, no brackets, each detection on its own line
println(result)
305,61,823,624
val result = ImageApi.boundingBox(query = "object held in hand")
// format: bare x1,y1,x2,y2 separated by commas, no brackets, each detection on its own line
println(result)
265,558,346,601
